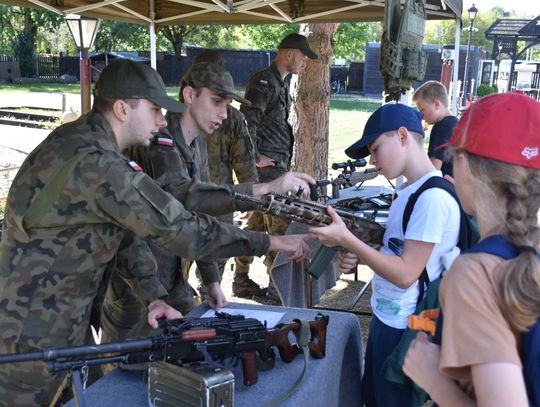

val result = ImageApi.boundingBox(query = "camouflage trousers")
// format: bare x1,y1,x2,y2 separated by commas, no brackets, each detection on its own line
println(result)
195,212,233,285
235,165,291,275
0,342,67,406
100,271,196,344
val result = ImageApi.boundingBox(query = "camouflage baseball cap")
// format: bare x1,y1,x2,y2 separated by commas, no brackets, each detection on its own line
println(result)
278,33,318,59
183,62,250,105
94,59,186,113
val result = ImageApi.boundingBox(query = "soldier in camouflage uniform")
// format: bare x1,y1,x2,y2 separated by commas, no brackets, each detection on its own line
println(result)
236,33,318,302
187,51,265,298
0,60,314,406
101,62,246,343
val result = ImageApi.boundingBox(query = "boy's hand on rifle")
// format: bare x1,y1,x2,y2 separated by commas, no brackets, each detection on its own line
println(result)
309,206,355,248
253,171,316,199
337,251,359,274
268,233,315,261
206,282,228,310
147,299,183,329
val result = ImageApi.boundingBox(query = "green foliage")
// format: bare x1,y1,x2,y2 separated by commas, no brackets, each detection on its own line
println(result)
424,7,525,52
12,31,36,77
238,24,299,49
333,23,381,62
0,5,63,73
94,20,149,52
235,22,378,63
476,84,498,97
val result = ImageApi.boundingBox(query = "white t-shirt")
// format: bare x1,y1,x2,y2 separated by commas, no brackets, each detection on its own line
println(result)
371,171,461,329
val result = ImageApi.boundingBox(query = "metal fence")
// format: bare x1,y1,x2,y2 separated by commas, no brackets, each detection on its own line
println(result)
1,51,366,93
36,55,60,78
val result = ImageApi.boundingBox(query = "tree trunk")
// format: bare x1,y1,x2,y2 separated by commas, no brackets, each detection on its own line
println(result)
290,23,339,180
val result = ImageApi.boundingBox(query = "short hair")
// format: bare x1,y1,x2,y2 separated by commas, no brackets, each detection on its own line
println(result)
93,96,140,114
413,81,449,108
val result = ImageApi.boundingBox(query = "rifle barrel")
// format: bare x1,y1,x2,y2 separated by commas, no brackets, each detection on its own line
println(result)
0,338,154,364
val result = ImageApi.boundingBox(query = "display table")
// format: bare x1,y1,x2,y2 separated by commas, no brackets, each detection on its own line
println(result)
271,185,393,308
64,302,363,407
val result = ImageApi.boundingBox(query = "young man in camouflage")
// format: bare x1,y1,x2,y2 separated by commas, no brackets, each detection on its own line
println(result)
189,51,265,298
100,61,256,343
0,59,314,406
236,33,318,302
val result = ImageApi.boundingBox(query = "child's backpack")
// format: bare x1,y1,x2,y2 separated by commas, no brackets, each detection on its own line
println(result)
402,176,479,305
382,175,479,406
446,235,540,407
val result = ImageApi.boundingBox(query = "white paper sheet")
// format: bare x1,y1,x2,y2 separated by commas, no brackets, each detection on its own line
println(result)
201,307,285,329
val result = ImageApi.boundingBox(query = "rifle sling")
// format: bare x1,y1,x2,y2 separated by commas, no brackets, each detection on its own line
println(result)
262,319,310,407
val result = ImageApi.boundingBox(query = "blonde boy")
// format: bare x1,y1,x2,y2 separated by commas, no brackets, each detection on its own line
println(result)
413,80,458,177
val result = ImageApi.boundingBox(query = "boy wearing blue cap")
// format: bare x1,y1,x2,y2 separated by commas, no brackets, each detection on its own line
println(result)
310,103,461,406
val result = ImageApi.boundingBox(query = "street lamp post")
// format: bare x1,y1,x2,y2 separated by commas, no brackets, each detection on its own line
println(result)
65,14,101,114
462,4,478,107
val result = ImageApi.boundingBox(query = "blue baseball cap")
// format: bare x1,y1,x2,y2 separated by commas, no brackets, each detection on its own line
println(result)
345,103,424,159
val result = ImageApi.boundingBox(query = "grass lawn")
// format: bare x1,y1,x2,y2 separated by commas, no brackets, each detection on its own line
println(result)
329,99,380,164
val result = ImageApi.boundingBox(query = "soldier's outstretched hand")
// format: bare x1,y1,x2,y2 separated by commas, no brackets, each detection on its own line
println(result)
147,299,183,328
269,233,316,261
253,171,316,199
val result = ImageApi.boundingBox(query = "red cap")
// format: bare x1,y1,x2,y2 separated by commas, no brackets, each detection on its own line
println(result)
450,93,540,169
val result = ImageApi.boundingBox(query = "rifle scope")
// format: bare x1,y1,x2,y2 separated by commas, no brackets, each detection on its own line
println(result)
331,159,367,171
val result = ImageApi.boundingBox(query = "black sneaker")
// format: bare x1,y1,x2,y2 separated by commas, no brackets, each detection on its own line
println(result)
232,277,267,298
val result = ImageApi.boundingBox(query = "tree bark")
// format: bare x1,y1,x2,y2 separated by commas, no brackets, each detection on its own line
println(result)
290,23,339,180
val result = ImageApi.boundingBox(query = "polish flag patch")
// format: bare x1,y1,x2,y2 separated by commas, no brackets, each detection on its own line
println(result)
128,160,142,171
157,137,174,147
259,79,268,86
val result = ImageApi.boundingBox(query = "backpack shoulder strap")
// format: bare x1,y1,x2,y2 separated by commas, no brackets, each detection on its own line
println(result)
402,176,457,233
464,235,517,259
402,177,458,305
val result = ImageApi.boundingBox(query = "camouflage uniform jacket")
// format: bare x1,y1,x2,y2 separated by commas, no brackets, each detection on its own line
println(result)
241,62,293,170
0,111,269,349
204,106,258,187
126,111,220,286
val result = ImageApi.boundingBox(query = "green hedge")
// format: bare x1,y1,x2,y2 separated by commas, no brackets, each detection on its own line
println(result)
477,84,498,97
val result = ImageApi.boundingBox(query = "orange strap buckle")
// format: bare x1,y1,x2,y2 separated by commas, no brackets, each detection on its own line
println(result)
407,308,440,336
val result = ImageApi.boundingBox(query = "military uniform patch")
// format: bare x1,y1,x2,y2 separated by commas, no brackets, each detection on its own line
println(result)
128,160,143,171
259,79,268,86
156,137,174,147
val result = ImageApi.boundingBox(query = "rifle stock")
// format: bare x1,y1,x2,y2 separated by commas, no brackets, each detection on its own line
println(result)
258,313,329,368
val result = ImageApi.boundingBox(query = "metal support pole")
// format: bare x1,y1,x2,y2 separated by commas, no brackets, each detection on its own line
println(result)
462,21,475,106
79,48,91,114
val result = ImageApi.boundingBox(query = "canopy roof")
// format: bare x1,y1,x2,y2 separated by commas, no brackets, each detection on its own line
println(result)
2,0,462,25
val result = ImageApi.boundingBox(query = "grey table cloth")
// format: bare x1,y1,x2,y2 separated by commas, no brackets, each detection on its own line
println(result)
64,302,364,407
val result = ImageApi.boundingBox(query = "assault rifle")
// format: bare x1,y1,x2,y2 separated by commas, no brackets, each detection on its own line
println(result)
234,192,385,280
234,192,384,248
0,312,329,404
